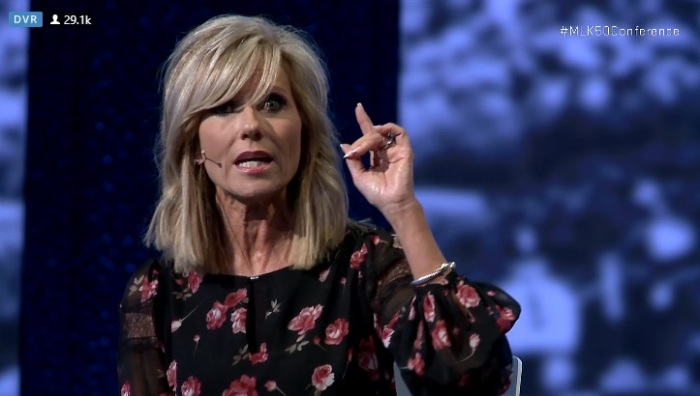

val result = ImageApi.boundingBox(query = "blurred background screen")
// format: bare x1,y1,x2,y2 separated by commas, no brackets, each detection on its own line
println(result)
400,0,700,395
0,0,27,394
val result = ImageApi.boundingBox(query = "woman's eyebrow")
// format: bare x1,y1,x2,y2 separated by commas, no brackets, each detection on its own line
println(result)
270,85,290,94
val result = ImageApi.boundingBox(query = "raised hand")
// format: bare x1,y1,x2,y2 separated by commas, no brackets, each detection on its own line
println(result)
340,103,417,216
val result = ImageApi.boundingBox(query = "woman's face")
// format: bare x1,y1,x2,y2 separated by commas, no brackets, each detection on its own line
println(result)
197,68,302,204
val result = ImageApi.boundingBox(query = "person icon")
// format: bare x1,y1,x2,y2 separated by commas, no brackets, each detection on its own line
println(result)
50,14,60,25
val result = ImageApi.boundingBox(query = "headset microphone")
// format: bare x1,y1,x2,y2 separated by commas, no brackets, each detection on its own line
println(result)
194,150,222,168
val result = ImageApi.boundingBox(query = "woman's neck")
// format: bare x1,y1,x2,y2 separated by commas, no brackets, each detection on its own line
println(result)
216,191,294,277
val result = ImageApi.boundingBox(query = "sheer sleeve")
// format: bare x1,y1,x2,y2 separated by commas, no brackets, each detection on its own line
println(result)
118,259,174,396
360,228,521,395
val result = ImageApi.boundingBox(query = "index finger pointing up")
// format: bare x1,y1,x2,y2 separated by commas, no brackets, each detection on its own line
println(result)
355,103,375,135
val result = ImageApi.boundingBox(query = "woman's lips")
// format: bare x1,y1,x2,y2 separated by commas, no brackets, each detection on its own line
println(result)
234,160,272,174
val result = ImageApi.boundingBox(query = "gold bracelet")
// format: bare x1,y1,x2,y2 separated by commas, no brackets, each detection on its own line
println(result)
410,261,456,286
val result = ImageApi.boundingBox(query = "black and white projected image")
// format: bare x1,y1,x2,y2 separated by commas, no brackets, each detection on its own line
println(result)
400,1,700,395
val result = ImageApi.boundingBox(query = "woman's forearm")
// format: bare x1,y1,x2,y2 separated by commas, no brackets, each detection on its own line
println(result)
382,199,449,280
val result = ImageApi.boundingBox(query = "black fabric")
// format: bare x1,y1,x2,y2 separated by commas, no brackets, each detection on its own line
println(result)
118,226,519,395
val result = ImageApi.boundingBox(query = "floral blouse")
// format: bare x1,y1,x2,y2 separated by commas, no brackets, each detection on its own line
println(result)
118,225,520,396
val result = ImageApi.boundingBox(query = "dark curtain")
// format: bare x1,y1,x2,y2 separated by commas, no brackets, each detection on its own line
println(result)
21,1,398,393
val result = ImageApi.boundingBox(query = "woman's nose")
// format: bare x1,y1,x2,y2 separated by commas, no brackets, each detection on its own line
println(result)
238,105,262,140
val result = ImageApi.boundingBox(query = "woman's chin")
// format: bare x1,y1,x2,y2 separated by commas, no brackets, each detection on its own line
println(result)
220,185,288,206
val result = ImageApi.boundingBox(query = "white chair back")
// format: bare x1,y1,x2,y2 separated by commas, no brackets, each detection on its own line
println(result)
503,356,522,396
394,355,523,395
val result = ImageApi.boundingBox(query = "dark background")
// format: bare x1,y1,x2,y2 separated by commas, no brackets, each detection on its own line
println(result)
22,1,398,394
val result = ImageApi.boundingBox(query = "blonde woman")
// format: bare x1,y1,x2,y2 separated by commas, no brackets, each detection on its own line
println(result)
118,15,520,396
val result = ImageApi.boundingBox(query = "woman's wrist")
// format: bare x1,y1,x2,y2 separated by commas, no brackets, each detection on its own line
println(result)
381,198,449,280
380,197,422,225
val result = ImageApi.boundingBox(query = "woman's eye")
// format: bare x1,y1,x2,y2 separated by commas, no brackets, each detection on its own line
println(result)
261,94,286,112
210,102,238,115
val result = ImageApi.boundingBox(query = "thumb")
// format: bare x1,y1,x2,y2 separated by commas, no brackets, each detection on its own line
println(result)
340,144,365,181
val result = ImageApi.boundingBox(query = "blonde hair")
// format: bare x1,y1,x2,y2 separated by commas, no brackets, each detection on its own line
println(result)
145,15,349,274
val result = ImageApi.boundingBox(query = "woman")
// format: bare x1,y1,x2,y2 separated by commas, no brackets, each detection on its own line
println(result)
118,14,520,396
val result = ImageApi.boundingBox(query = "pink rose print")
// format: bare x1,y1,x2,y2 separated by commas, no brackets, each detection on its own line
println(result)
186,271,202,293
319,268,330,282
120,381,130,396
432,277,449,286
457,333,483,362
166,360,177,390
225,288,248,308
430,320,452,350
193,334,200,354
458,372,473,387
311,364,335,391
456,283,481,308
381,312,400,348
349,243,368,270
423,293,436,323
324,318,349,345
140,276,158,303
264,380,288,396
495,306,516,333
501,307,516,320
358,338,380,381
407,353,425,376
231,307,247,334
381,326,394,348
223,375,257,396
205,301,227,330
181,376,201,396
413,321,424,350
408,303,416,320
249,343,268,365
469,333,481,350
264,381,276,391
288,305,323,336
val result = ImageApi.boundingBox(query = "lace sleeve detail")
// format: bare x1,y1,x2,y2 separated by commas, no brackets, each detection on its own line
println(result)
118,259,174,395
360,228,521,395
374,258,414,324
